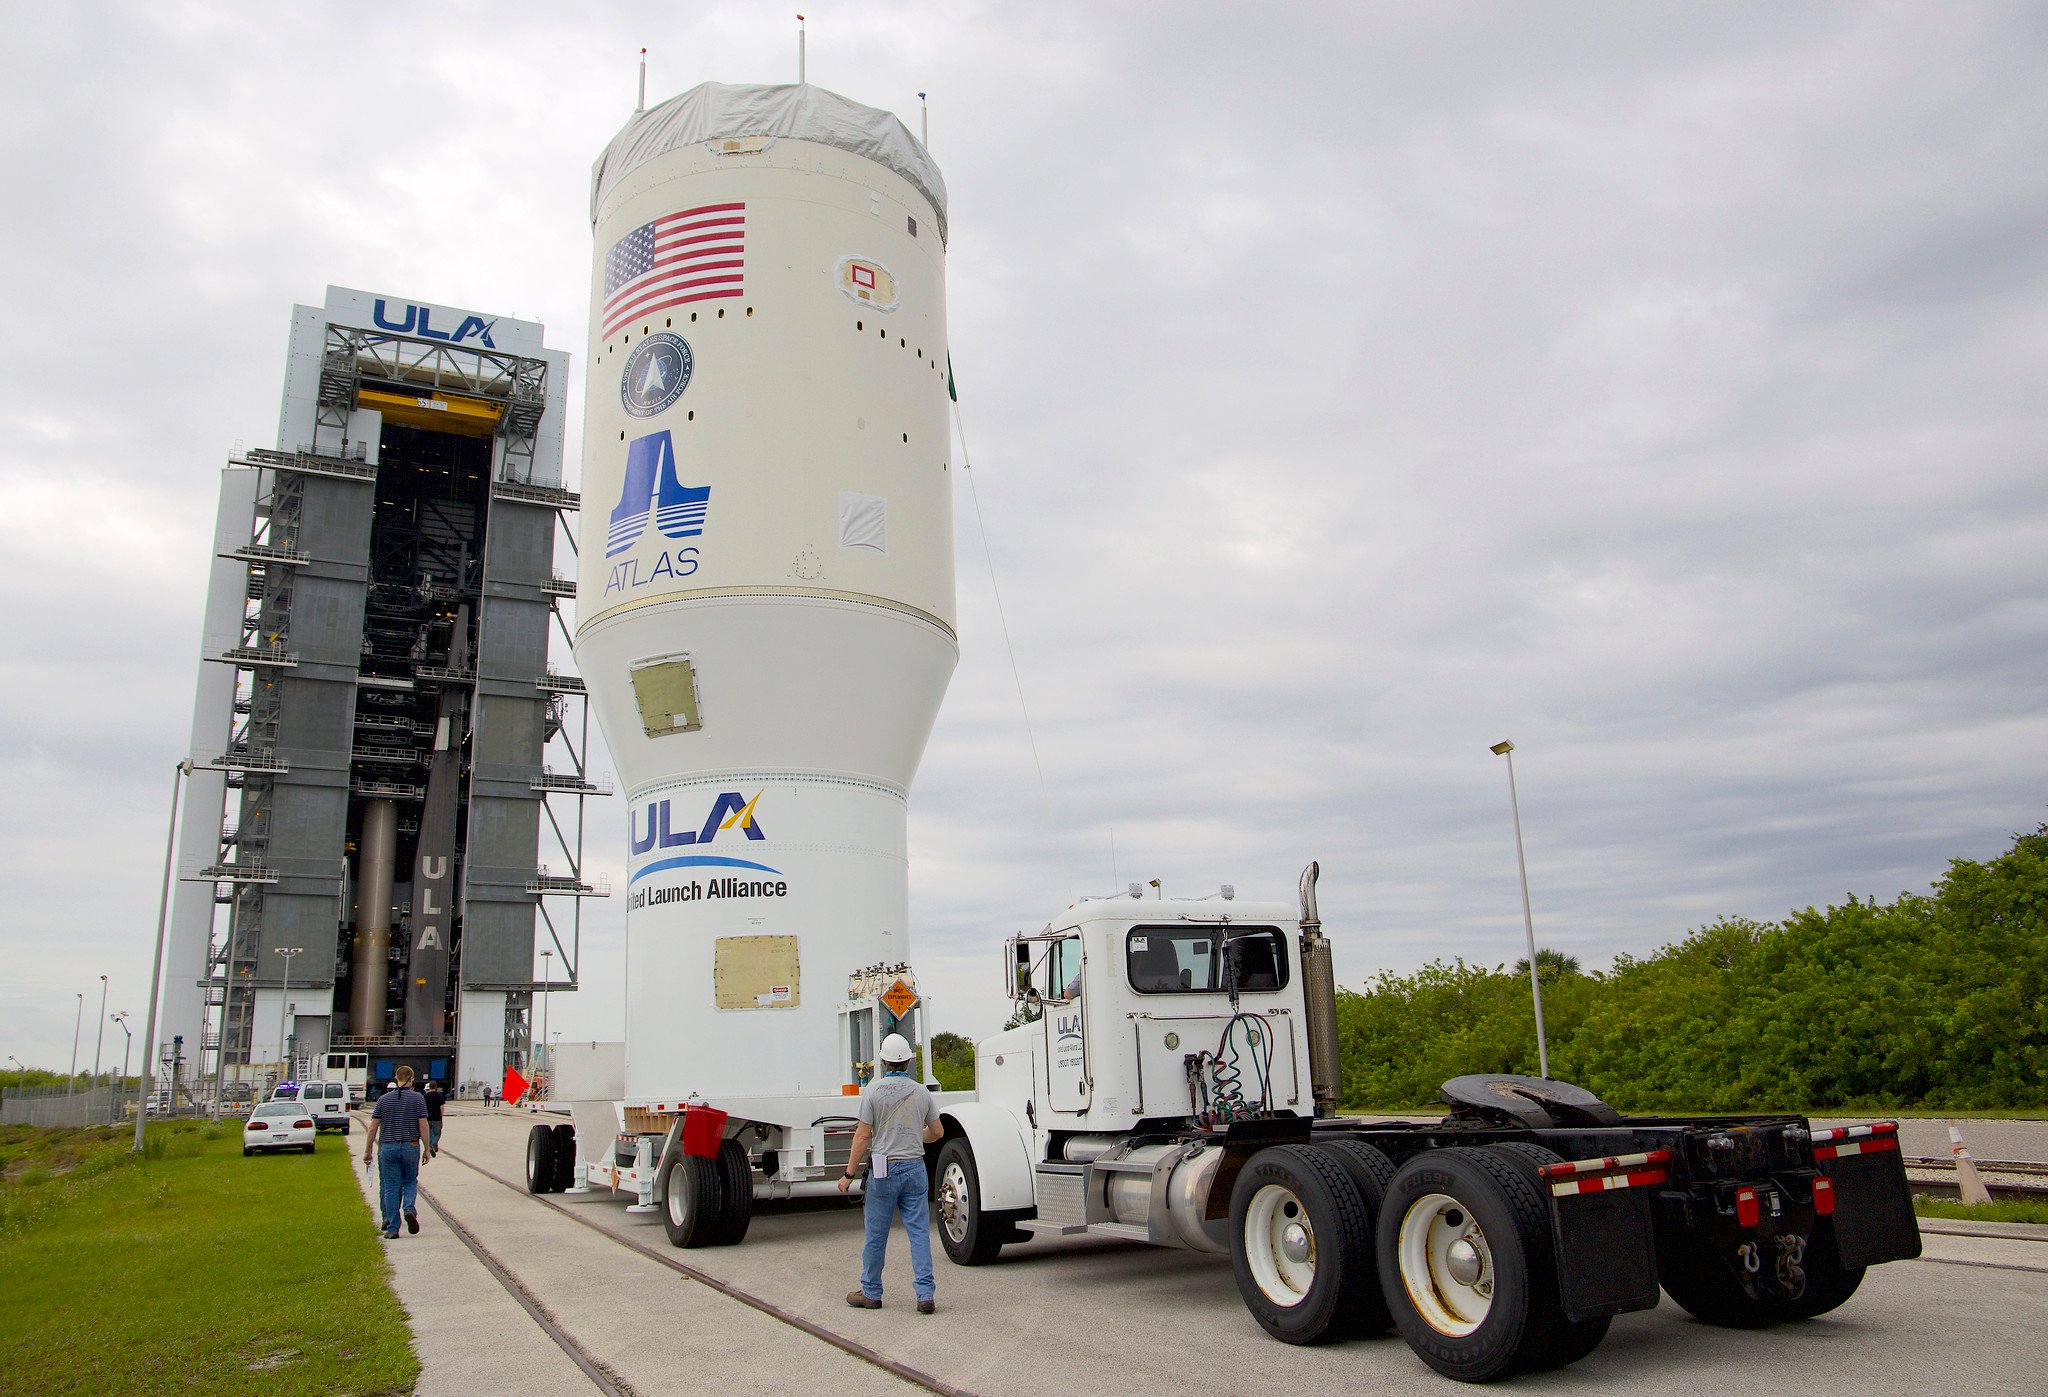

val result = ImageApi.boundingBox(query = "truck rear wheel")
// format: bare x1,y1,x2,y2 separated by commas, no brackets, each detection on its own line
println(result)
524,1123,558,1194
1657,1221,1864,1327
1483,1142,1612,1372
1313,1139,1398,1336
706,1138,754,1246
1228,1143,1375,1345
935,1137,1015,1265
662,1152,723,1248
1377,1146,1571,1382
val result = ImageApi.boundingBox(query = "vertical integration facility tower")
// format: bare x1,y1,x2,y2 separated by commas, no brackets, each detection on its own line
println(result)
576,84,955,1110
167,287,603,1097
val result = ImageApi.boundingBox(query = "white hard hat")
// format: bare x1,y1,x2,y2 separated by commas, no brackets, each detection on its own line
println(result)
878,1033,914,1065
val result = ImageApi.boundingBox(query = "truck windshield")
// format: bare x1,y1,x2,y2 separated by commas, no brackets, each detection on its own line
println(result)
1126,926,1288,994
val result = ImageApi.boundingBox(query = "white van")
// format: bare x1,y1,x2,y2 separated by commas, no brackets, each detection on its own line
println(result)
299,1080,352,1135
320,1052,372,1104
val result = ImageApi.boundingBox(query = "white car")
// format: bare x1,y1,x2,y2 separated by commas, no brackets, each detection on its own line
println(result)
243,1101,317,1156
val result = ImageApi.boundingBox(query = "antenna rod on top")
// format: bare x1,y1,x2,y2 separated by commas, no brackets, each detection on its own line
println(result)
919,90,928,147
636,47,647,113
797,14,806,84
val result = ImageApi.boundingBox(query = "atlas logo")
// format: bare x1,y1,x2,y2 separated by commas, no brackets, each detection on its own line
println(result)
371,299,497,347
620,332,693,417
608,429,710,557
629,791,779,884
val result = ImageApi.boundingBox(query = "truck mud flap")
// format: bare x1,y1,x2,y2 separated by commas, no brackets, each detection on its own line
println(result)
1813,1124,1921,1268
1541,1151,1665,1322
1201,1117,1314,1221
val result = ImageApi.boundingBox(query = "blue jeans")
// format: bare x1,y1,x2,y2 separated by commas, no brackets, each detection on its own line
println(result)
379,1142,420,1233
428,1120,443,1154
859,1158,934,1302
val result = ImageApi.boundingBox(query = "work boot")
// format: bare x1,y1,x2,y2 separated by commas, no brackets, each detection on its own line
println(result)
917,1299,936,1315
845,1291,881,1309
405,1210,419,1235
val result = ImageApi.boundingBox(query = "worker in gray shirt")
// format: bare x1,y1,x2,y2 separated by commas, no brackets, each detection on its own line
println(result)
838,1033,944,1313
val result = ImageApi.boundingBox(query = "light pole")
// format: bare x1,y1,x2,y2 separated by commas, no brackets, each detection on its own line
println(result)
111,1013,133,1124
538,949,553,1101
273,947,304,1082
6,1055,24,1096
1490,740,1550,1079
68,992,83,1097
137,758,193,1152
93,975,109,1090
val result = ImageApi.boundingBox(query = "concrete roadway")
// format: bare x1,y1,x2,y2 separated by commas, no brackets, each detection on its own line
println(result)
363,1108,2048,1396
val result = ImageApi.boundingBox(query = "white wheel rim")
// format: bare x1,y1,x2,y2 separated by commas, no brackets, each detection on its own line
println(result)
1398,1192,1494,1336
1244,1183,1317,1307
666,1162,691,1228
937,1160,971,1244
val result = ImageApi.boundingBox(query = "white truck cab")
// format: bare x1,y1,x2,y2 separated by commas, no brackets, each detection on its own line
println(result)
976,894,1309,1133
931,876,1341,1264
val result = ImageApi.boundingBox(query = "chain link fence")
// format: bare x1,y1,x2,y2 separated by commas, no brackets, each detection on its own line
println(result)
0,1083,144,1128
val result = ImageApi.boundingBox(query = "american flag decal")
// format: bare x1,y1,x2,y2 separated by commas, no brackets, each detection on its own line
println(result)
602,203,745,339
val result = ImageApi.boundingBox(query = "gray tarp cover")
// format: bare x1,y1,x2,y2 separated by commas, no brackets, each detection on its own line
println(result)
590,82,947,244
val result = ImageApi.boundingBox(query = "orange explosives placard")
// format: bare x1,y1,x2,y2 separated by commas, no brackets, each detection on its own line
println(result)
881,979,919,1019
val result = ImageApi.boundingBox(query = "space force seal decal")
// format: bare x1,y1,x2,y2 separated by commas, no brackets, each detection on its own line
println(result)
621,332,694,418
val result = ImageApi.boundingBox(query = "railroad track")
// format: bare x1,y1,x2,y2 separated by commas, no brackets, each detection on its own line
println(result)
1903,1155,2048,1203
418,1144,973,1397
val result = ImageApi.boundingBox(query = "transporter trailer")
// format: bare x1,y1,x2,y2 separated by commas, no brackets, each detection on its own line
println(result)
925,863,1921,1383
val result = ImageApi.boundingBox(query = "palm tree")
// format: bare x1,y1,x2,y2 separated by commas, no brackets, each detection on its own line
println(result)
1512,947,1582,981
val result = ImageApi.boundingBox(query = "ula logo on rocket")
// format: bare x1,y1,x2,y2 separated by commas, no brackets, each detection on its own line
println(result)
608,429,711,557
630,790,780,887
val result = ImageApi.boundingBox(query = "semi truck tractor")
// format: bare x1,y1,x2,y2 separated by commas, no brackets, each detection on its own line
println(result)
921,864,1922,1381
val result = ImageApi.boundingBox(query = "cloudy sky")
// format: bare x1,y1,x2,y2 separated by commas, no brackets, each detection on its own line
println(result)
3,2,2044,1073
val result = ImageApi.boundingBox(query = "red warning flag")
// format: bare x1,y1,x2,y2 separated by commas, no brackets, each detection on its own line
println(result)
503,1066,531,1105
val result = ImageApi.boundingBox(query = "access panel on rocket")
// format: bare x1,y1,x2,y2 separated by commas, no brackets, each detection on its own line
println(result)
575,83,957,1102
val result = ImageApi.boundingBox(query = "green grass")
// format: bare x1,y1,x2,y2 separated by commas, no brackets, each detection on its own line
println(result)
0,1121,417,1396
1912,1194,2048,1226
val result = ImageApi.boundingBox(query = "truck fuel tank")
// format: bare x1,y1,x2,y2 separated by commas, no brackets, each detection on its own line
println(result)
1098,1142,1229,1254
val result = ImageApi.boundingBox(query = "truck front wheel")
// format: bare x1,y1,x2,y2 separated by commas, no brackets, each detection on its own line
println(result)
935,1137,1014,1265
1376,1146,1569,1382
1228,1143,1374,1345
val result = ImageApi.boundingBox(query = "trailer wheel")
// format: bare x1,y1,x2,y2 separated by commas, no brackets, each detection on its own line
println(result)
661,1152,723,1248
935,1137,1013,1265
1229,1143,1375,1345
1657,1220,1865,1327
524,1123,558,1194
549,1124,577,1192
1376,1146,1568,1382
1483,1142,1612,1372
1313,1140,1398,1336
706,1138,754,1246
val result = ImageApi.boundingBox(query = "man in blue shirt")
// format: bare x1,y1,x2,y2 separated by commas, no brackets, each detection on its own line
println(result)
837,1034,943,1313
363,1066,429,1238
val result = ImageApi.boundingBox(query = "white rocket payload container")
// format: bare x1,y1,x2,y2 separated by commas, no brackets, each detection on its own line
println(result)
575,84,956,1110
